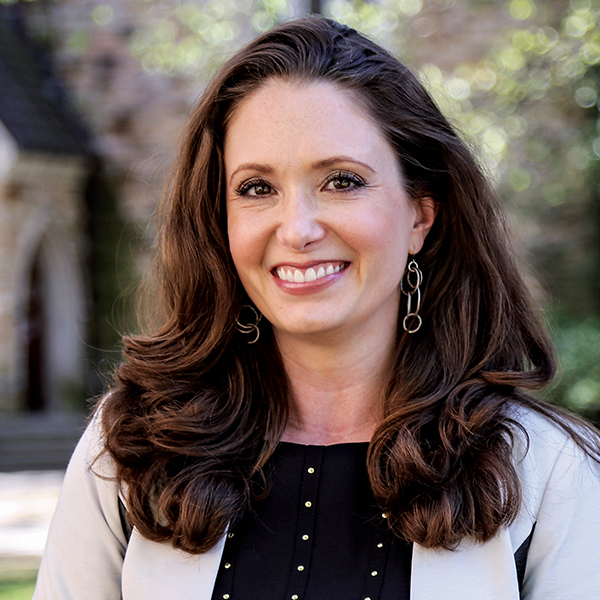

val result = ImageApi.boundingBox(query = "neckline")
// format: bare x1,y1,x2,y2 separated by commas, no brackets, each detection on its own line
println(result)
278,440,370,449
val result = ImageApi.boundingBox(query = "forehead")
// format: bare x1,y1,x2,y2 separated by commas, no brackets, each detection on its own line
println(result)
223,79,394,168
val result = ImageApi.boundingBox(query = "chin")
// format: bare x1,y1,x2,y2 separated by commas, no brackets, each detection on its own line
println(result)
272,316,343,338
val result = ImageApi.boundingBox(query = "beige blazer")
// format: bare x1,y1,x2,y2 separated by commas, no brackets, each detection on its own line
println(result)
33,408,600,600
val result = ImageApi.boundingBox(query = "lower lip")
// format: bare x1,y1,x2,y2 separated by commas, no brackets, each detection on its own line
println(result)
272,266,348,295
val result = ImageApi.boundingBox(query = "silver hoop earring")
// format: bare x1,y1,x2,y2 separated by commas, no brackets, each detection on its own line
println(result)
236,305,262,344
401,256,423,334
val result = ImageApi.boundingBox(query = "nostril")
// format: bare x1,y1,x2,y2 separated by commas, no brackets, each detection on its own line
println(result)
277,208,327,250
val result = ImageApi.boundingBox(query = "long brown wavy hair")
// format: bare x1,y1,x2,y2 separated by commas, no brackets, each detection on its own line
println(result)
100,15,599,553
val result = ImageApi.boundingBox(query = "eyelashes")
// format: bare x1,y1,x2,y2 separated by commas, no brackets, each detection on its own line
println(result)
233,170,367,198
234,178,273,197
322,170,366,192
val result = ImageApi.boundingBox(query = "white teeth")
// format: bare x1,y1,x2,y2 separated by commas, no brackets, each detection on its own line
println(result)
276,263,345,282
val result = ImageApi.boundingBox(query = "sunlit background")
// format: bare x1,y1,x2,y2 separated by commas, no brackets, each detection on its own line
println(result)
0,0,599,596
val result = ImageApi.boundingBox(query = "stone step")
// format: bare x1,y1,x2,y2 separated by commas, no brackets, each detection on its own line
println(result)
0,414,86,472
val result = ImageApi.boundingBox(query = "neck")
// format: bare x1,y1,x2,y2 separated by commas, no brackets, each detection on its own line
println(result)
276,323,396,446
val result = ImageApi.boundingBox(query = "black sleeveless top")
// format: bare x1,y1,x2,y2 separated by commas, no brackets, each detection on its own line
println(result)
210,442,412,600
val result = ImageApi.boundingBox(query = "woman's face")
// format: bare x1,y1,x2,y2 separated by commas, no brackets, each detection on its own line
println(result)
225,80,434,341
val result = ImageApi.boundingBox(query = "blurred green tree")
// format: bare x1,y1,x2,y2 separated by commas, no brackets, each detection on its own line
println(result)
418,0,600,423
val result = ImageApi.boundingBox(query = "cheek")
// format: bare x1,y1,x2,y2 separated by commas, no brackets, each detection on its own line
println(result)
227,212,265,278
344,206,413,265
227,213,247,273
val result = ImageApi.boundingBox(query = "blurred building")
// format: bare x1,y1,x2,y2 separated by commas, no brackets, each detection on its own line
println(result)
0,9,93,469
0,13,90,417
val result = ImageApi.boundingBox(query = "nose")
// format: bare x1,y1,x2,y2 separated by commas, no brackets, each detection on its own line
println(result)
276,191,326,251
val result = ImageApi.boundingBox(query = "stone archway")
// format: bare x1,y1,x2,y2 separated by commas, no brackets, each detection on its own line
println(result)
21,229,86,414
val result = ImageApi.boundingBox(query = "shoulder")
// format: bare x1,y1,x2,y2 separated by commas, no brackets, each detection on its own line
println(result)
504,408,600,598
507,404,600,544
52,403,124,534
508,404,600,494
33,401,128,600
64,399,119,485
509,404,600,471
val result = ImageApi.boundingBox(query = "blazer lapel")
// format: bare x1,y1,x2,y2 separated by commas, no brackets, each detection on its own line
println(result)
411,530,520,600
122,529,225,600
122,528,520,600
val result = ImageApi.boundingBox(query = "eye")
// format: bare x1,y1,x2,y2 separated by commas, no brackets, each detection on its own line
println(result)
322,171,366,192
235,178,274,197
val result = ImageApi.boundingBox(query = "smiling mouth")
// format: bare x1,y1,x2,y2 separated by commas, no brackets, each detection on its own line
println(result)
274,262,348,283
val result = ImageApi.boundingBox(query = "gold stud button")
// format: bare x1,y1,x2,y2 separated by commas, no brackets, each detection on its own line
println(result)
307,467,315,474
223,596,230,599
371,571,378,577
227,532,234,538
224,563,231,569
304,501,312,508
297,565,304,571
377,543,383,548
302,534,309,540
365,598,372,600
292,596,299,600
381,512,388,519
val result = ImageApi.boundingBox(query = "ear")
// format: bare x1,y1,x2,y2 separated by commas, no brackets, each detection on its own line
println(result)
409,197,437,254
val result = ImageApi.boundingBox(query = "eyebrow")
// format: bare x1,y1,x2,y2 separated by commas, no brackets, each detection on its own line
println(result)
311,156,376,174
228,163,275,186
228,155,376,186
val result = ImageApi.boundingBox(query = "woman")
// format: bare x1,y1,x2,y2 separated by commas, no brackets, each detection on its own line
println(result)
34,15,600,600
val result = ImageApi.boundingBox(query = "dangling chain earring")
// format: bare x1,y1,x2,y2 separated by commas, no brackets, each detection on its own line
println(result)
401,255,423,333
236,305,262,344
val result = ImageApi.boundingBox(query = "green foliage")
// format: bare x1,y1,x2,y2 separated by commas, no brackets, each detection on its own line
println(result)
413,1,600,318
0,579,35,600
325,0,418,40
545,319,600,426
127,0,427,77
418,1,600,183
129,0,297,76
